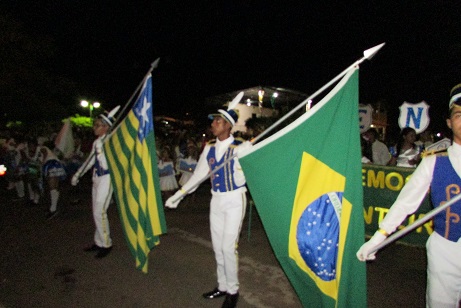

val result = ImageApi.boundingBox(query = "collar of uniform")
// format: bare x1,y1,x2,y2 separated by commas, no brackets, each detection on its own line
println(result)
215,135,234,148
451,141,461,156
214,135,234,161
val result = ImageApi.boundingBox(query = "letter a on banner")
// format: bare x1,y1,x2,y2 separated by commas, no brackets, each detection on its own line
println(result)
398,101,430,134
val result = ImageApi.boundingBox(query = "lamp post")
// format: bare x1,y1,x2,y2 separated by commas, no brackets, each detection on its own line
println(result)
80,100,100,120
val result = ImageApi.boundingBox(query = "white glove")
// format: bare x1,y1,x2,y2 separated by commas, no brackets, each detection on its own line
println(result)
238,141,253,154
165,190,185,209
356,230,387,261
71,173,80,186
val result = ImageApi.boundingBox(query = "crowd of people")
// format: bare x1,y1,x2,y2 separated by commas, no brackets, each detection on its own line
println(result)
0,129,86,218
361,126,436,168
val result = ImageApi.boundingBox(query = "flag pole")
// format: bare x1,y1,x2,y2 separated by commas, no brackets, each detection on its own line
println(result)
171,43,385,201
111,58,160,131
369,192,461,255
73,58,160,180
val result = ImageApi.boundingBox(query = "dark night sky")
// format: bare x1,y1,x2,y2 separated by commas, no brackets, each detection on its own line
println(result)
2,1,461,134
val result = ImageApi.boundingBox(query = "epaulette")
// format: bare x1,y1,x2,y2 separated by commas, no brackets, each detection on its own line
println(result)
420,148,448,158
232,137,245,146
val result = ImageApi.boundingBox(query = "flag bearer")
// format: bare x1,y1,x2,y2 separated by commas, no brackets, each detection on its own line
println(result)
357,84,461,307
72,107,119,259
166,96,251,308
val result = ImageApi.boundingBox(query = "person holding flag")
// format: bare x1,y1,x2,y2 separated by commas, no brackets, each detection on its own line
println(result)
165,94,250,308
357,83,461,307
71,106,120,259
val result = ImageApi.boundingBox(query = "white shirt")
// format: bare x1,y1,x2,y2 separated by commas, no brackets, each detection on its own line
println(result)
77,135,108,176
372,140,391,165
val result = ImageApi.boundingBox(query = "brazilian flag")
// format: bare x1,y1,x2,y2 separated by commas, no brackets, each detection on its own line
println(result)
239,69,366,307
104,74,167,273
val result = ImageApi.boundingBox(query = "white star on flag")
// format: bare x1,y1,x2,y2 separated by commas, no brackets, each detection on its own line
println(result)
138,96,151,128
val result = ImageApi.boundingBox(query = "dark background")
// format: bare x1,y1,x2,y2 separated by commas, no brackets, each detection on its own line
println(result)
1,1,461,136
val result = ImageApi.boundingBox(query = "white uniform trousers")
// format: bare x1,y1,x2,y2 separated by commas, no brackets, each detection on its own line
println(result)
426,232,461,308
209,189,246,295
92,174,113,248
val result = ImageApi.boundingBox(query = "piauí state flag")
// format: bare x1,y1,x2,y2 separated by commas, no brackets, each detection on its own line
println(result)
104,74,167,273
239,69,366,307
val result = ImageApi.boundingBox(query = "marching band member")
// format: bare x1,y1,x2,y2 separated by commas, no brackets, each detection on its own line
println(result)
357,84,461,307
72,106,119,259
166,93,251,308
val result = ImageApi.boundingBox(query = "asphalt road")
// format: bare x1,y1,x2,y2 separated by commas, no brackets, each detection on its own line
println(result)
0,175,426,307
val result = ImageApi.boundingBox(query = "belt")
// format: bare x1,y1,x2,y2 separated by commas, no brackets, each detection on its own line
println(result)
94,168,110,177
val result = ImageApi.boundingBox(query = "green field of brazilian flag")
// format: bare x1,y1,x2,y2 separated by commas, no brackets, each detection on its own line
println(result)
239,69,366,307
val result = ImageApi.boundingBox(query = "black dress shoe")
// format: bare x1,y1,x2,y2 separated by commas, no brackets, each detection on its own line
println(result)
222,292,239,308
46,211,58,220
202,287,227,299
95,246,112,259
83,244,100,252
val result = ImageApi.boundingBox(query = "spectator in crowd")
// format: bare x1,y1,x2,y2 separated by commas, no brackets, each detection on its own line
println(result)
415,129,434,151
361,136,372,164
23,139,41,206
364,128,391,165
388,127,421,168
158,146,178,201
177,140,199,186
4,137,27,200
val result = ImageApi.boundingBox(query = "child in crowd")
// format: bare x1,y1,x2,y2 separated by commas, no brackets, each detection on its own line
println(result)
177,140,199,186
158,146,178,200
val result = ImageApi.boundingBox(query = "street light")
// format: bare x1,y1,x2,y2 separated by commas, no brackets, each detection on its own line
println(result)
80,100,100,119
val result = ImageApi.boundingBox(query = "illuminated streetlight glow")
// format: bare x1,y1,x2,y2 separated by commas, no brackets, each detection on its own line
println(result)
0,164,6,176
80,100,101,119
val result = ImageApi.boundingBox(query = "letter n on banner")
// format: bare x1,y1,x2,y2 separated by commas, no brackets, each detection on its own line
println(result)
398,101,430,134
